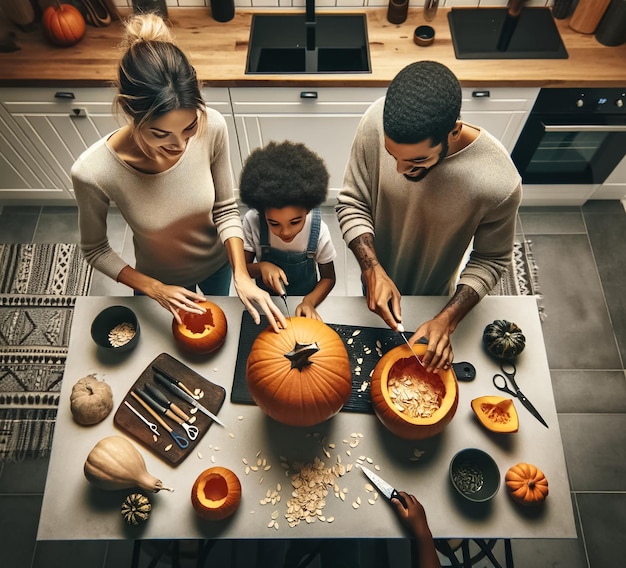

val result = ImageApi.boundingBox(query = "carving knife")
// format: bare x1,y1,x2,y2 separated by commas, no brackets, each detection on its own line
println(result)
152,367,225,428
396,323,427,369
279,277,291,319
360,464,407,508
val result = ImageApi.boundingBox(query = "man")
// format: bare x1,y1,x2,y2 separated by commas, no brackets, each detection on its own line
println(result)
336,61,521,371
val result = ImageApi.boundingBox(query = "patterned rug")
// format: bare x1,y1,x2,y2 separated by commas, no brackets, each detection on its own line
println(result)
0,244,92,462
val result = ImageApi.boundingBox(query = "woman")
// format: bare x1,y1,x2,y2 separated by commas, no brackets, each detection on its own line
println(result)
72,13,284,331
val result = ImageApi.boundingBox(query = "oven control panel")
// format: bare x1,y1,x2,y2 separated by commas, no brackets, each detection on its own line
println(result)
534,88,626,115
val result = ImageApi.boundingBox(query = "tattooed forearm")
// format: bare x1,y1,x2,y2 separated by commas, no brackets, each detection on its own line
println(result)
348,233,380,272
438,284,480,332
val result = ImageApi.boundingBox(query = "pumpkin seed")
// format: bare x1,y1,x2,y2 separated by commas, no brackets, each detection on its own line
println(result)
327,516,335,523
368,499,376,505
164,444,172,452
352,330,361,336
197,452,203,459
245,466,250,475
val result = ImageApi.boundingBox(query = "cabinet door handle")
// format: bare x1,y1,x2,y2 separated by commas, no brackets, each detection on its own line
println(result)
54,92,76,100
300,91,318,99
71,108,87,118
472,90,490,98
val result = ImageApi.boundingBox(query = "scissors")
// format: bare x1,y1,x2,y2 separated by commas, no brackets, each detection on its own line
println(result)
492,361,548,428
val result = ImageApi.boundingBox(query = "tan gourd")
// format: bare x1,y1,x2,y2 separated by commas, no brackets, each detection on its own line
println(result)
84,436,173,493
70,375,114,425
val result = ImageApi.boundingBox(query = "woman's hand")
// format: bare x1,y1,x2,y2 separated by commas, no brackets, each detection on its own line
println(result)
234,272,286,333
148,282,207,324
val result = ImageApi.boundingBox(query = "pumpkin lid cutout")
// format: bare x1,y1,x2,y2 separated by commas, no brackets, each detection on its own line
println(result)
70,374,114,426
371,343,459,440
172,300,227,355
471,395,519,434
246,317,352,427
482,319,526,360
505,462,549,505
191,467,242,520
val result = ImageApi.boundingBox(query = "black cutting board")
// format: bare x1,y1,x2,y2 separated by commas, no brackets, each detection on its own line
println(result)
232,311,407,413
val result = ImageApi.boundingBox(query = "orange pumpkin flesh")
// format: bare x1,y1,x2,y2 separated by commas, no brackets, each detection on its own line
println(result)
471,396,519,433
43,4,86,47
505,462,549,505
172,300,227,355
371,344,459,440
246,317,352,427
191,467,241,520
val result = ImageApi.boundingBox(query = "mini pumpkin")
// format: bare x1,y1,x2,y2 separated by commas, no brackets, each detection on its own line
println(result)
121,493,151,526
43,2,86,47
246,317,352,427
482,319,526,360
471,396,519,433
172,300,228,355
505,462,549,505
70,374,114,425
371,343,459,440
191,467,242,520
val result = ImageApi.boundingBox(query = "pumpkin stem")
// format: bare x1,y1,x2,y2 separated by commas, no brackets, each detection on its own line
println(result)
284,342,320,370
527,480,535,489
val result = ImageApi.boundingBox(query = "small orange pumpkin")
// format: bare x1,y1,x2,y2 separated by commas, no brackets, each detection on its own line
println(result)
505,462,549,505
246,317,352,427
172,300,227,355
371,343,459,440
43,3,86,47
191,467,242,520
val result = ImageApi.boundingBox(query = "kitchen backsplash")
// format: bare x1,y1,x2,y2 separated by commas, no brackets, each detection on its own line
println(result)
113,1,555,10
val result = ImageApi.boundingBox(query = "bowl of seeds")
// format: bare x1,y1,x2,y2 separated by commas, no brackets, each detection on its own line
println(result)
91,305,139,352
449,448,500,503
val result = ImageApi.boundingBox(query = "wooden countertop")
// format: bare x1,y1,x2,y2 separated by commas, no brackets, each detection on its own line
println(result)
1,7,625,88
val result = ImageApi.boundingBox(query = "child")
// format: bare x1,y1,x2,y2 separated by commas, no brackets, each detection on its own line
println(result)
239,141,337,320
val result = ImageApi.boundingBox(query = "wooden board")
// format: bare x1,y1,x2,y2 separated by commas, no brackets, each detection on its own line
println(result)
113,352,225,466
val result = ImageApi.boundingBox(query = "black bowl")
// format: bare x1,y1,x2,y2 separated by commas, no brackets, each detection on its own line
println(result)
90,305,140,352
449,448,500,503
414,25,435,47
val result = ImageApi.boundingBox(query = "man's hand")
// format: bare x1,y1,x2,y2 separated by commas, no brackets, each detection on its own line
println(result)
362,264,403,330
410,316,454,372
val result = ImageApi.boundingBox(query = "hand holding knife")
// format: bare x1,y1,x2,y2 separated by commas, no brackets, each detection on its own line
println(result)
360,464,408,508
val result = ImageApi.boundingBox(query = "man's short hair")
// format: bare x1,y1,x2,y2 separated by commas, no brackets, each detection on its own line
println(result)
383,61,462,147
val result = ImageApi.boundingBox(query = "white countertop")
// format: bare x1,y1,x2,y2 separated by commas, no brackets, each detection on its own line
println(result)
38,295,576,541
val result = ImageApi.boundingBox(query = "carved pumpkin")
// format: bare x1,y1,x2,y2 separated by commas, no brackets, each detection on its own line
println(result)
471,396,519,433
172,300,227,355
191,467,242,520
505,462,549,505
70,374,114,425
121,493,151,526
43,3,86,47
246,317,352,427
482,320,526,360
371,343,459,440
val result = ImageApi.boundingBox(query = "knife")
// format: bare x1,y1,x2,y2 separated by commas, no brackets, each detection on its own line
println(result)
396,323,427,370
360,465,407,508
279,277,291,319
144,382,193,423
152,367,225,428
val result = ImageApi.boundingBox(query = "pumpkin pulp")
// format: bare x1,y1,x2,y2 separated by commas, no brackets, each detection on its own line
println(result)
199,474,228,508
180,310,215,336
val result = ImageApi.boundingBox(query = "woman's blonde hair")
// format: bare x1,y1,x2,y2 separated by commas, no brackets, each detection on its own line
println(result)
113,13,206,138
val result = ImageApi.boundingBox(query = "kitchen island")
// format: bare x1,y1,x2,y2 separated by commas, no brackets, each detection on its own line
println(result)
1,7,624,88
38,295,576,542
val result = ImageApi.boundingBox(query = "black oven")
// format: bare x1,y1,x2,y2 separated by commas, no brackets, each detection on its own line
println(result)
511,88,626,185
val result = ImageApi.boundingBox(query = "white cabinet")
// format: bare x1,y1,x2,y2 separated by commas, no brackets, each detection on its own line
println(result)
230,87,387,199
590,155,626,201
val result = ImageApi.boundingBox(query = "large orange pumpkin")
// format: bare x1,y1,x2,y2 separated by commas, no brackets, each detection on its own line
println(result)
172,300,227,355
505,462,549,505
191,467,242,520
371,343,459,440
43,3,86,47
246,317,352,427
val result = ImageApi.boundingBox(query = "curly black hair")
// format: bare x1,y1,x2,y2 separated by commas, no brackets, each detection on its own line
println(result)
383,61,462,147
239,141,329,212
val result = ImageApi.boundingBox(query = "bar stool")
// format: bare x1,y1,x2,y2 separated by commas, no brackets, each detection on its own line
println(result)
434,538,514,568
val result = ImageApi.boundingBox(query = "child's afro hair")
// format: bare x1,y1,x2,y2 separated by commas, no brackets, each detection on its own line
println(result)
239,140,329,212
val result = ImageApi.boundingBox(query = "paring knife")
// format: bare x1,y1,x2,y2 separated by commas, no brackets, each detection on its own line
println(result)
152,367,225,428
396,322,427,369
279,277,291,319
360,464,407,508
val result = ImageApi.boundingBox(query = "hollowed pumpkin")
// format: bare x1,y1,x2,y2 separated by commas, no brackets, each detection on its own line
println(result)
371,343,459,440
505,462,549,505
172,300,227,355
191,467,242,520
471,395,519,433
246,317,352,427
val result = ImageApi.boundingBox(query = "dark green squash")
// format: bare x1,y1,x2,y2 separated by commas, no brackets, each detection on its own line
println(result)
482,320,526,360
121,493,151,526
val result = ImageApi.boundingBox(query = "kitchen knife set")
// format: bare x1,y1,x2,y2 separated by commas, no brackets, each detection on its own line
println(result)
125,366,224,450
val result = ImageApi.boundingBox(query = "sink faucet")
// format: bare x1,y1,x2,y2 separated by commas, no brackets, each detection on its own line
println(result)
305,0,316,51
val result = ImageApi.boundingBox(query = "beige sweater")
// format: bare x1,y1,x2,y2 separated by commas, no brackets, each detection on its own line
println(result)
72,108,243,287
336,97,522,298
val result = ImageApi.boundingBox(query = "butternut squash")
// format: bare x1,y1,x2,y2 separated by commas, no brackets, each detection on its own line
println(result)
84,436,173,493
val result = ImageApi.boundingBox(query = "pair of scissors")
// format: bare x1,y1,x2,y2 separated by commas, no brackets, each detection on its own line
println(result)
492,361,549,428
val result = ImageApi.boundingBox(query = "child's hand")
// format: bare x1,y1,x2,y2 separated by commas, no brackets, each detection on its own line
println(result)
295,302,322,320
258,262,288,295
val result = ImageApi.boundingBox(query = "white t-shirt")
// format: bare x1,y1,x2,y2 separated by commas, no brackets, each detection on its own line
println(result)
242,209,337,265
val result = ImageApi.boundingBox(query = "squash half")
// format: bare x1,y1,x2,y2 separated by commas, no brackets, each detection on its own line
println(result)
471,395,519,433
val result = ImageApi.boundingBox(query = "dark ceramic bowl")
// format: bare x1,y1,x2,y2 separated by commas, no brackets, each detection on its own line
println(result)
414,25,435,47
449,448,500,503
90,305,140,352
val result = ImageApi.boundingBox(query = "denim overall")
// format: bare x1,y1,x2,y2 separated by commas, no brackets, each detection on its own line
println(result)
258,208,321,296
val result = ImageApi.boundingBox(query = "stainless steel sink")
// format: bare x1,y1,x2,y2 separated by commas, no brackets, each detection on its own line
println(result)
246,14,371,74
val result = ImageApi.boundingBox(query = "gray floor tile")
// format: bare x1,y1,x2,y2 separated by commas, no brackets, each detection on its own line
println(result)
577,492,626,568
559,413,626,491
0,456,50,494
551,370,626,414
0,210,39,242
530,234,621,370
33,208,80,244
32,540,108,568
581,200,625,214
0,494,42,568
519,211,587,235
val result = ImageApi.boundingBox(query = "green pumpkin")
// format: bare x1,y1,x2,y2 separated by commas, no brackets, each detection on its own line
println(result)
482,320,526,360
121,493,151,526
